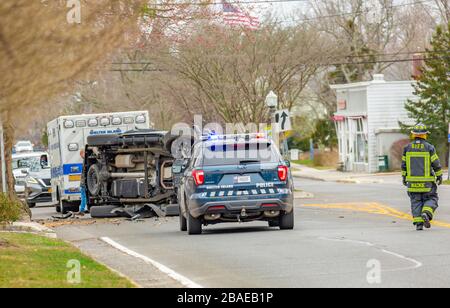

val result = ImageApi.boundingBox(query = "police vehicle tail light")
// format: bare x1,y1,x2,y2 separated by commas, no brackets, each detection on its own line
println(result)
278,165,288,181
192,169,205,186
262,203,278,208
208,205,225,211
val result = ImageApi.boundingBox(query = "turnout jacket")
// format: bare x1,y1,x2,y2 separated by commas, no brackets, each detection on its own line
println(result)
402,139,443,193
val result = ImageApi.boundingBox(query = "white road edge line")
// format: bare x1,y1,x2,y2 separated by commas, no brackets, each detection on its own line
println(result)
381,249,422,270
319,237,423,271
100,237,203,288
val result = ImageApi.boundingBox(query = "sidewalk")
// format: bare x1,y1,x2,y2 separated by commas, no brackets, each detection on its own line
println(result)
291,163,400,184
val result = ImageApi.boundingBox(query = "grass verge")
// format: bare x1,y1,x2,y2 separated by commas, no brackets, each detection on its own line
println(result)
443,180,450,185
0,232,135,288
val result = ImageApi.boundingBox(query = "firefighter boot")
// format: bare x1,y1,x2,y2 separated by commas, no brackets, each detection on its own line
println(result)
416,223,424,231
422,212,431,229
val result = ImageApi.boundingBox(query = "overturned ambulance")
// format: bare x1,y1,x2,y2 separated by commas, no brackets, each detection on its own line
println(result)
83,129,182,218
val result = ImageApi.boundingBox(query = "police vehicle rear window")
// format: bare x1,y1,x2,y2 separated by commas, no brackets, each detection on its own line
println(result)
201,142,280,166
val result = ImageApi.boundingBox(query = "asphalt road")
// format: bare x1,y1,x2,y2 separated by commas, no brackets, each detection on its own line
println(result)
33,177,450,288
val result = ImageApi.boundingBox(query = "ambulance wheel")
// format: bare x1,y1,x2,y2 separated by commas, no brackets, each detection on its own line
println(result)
87,164,101,196
59,200,79,214
56,190,61,212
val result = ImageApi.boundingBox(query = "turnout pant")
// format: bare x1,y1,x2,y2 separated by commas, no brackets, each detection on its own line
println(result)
408,184,439,225
79,186,87,213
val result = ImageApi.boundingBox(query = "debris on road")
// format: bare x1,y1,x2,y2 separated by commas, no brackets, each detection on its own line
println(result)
294,190,314,199
39,217,124,229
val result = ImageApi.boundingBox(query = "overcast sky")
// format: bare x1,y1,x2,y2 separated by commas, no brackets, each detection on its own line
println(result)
241,1,310,19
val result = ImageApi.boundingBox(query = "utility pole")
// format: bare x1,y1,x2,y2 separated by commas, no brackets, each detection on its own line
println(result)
310,138,314,162
0,122,7,193
448,123,450,180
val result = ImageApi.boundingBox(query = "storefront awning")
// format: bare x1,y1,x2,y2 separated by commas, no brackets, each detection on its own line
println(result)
332,114,367,122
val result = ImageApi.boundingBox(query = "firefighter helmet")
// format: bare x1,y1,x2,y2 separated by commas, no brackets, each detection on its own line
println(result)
411,123,430,135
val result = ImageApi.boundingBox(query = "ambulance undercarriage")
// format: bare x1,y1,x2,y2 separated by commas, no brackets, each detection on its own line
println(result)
84,130,179,218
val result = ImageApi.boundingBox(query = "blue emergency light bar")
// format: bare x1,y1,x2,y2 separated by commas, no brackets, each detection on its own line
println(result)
201,132,267,142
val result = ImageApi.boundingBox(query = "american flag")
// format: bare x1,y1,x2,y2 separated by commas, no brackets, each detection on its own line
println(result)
222,1,260,30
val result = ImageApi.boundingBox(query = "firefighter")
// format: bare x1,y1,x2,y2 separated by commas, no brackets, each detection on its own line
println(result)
402,124,443,231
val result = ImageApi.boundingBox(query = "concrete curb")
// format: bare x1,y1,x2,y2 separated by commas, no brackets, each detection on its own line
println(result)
292,172,326,182
70,240,142,288
0,221,57,239
336,179,385,184
293,172,384,184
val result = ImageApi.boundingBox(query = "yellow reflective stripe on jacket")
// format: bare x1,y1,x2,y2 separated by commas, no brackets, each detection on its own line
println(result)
408,187,433,193
402,171,407,176
435,170,443,177
402,156,406,162
405,151,435,182
431,153,439,162
406,176,436,182
422,207,435,215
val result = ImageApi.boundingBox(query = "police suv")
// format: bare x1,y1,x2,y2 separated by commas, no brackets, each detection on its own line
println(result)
176,133,294,235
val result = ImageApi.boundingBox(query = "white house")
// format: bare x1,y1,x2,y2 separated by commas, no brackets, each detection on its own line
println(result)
331,74,416,173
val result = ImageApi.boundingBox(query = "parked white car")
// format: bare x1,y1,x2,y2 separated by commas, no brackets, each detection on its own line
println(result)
12,152,49,196
14,140,34,153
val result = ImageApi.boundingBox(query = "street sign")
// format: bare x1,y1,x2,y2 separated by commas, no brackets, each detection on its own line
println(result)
274,109,291,132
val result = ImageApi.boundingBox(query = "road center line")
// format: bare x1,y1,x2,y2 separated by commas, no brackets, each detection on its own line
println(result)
319,237,423,272
100,237,203,288
302,202,450,228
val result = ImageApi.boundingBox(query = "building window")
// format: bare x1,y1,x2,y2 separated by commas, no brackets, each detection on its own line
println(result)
354,118,368,163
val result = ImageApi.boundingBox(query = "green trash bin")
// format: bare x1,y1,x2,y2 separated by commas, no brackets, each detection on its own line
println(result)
378,155,389,172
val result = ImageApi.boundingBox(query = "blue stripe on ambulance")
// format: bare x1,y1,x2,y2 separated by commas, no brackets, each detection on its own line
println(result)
64,190,81,195
51,163,83,178
63,163,83,175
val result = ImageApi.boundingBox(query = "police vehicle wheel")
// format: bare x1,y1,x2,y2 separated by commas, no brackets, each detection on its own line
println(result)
187,213,202,235
279,210,294,230
180,210,187,232
268,220,279,227
27,202,36,209
55,204,61,213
